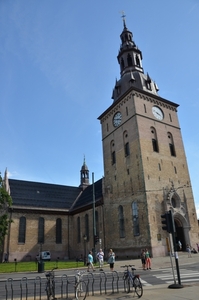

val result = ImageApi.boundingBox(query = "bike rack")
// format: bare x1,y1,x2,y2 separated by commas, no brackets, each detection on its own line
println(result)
20,277,28,300
34,276,42,300
99,271,107,295
86,271,95,296
3,270,127,299
5,278,14,300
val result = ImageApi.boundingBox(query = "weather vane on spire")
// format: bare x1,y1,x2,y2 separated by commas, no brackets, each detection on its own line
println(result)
120,10,126,28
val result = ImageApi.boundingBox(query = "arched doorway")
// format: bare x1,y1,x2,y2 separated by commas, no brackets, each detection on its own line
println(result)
174,218,185,251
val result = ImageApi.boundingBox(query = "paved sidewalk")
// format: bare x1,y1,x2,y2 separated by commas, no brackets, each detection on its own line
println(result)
85,283,199,300
112,250,199,272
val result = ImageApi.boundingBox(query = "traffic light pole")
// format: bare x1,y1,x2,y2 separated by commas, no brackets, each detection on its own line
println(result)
161,210,183,289
168,231,183,289
92,172,97,263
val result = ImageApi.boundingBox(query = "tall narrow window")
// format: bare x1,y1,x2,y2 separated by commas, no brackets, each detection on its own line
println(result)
132,202,140,236
85,214,89,241
151,127,159,152
38,217,44,244
168,132,176,156
118,205,125,238
77,217,81,243
95,211,99,237
111,140,116,165
123,131,130,157
125,142,130,156
56,218,62,244
112,151,116,164
18,216,26,243
135,54,140,67
127,54,132,66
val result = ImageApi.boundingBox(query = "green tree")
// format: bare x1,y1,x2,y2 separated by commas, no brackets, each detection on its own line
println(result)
0,173,12,249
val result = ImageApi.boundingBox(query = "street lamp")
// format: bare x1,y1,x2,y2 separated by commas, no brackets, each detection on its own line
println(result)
83,235,87,266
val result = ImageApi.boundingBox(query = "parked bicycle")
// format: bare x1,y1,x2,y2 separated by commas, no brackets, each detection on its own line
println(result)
121,265,143,298
74,270,88,300
45,267,57,300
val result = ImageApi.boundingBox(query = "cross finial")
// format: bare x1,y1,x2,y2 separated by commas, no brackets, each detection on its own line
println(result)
120,10,126,28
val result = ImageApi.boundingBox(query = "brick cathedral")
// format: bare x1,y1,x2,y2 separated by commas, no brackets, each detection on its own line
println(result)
2,18,198,262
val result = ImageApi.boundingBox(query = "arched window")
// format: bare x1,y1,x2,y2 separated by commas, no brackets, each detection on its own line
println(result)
56,218,62,244
38,217,44,244
127,54,133,66
111,140,116,165
118,205,125,238
136,54,140,67
85,214,89,241
168,132,176,156
18,216,26,243
132,202,140,236
151,127,159,152
77,217,81,243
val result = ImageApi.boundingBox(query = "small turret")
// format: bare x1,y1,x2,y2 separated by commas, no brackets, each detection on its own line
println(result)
79,156,90,190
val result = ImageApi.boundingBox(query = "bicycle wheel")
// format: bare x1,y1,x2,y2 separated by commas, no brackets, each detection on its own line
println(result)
133,277,143,298
45,282,51,300
75,281,87,300
124,277,130,293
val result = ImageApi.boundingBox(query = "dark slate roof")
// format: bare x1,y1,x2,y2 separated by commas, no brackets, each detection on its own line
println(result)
71,178,103,211
9,179,82,210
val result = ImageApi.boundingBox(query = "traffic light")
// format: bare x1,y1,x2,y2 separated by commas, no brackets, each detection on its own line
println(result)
94,235,99,244
161,210,175,233
161,212,170,232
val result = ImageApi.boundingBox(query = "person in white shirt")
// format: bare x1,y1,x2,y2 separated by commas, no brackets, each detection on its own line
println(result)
97,249,104,271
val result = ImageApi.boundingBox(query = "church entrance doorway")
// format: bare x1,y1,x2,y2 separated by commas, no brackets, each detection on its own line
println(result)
174,219,185,251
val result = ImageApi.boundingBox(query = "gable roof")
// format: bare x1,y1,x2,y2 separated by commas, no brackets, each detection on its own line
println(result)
8,178,103,214
70,178,103,212
9,179,81,211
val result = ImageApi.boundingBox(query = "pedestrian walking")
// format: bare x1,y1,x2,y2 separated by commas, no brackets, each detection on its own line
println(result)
87,251,95,272
108,249,115,271
141,249,146,270
3,253,8,263
186,244,192,258
178,240,182,251
145,248,151,270
97,248,104,271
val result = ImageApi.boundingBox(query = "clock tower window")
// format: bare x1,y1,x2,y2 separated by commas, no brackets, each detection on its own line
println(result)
125,142,130,157
151,127,159,153
167,132,176,156
112,151,116,165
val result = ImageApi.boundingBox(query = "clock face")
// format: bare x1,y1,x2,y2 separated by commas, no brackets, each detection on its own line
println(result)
113,112,122,127
152,106,164,120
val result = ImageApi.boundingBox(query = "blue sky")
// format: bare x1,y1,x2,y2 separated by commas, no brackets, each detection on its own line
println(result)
0,0,199,218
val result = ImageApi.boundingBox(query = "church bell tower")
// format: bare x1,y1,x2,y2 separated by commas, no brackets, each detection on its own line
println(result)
98,16,198,257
